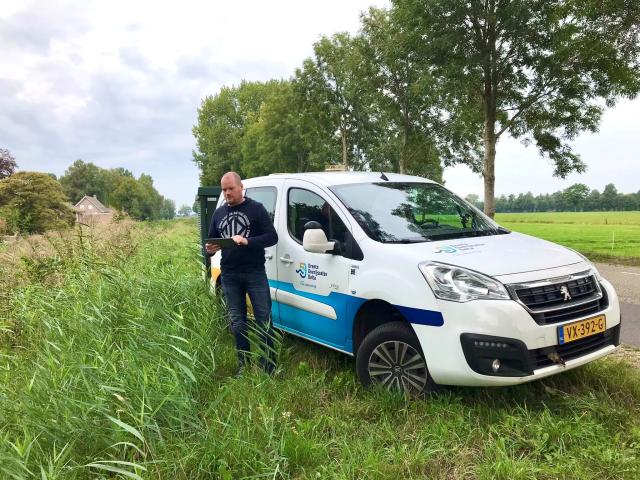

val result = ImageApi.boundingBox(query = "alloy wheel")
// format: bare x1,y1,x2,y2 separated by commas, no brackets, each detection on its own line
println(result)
368,340,428,394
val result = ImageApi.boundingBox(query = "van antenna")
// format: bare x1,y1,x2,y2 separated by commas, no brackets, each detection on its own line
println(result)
380,172,389,181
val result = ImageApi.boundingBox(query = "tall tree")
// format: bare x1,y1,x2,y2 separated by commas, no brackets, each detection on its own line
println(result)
242,80,330,177
0,172,74,234
465,193,483,210
563,183,590,211
296,33,372,169
585,189,601,211
602,183,619,210
59,159,108,204
359,8,453,179
395,0,640,217
137,173,162,220
0,148,18,179
160,198,176,220
192,80,283,185
109,176,144,219
177,204,192,217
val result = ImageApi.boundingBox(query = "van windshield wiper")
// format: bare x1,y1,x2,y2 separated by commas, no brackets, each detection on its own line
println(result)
385,238,430,244
467,227,511,237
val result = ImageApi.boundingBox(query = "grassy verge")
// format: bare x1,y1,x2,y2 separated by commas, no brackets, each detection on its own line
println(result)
1,219,639,479
495,212,640,265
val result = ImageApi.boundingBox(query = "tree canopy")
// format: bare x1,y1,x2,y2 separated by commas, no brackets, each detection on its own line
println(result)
0,148,18,179
59,159,108,204
177,204,192,217
0,172,75,234
393,0,640,216
193,1,639,216
59,160,174,221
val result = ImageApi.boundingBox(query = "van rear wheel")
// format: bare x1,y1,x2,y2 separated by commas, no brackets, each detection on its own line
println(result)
356,321,439,396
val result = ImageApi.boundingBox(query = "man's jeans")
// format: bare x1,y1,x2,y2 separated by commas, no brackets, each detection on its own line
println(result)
220,270,276,372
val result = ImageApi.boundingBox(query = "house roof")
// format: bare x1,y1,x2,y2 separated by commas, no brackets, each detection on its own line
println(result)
74,195,112,213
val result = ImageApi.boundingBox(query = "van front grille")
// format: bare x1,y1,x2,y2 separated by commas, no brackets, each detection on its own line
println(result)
507,271,607,325
515,275,599,310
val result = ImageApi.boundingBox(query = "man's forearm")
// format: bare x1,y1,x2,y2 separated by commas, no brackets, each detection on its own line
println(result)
247,230,278,249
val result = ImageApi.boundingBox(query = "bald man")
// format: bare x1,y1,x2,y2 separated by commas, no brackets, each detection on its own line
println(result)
205,172,278,375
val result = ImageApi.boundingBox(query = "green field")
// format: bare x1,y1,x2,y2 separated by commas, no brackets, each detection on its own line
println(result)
1,219,639,479
495,211,640,264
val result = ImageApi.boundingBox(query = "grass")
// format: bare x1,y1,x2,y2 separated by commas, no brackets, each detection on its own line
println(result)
495,211,640,264
1,218,640,479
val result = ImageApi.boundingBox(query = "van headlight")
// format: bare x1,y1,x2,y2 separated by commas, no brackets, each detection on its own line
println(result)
419,261,510,302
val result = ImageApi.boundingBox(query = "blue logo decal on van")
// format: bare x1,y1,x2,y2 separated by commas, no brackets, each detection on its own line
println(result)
435,245,457,253
296,263,307,278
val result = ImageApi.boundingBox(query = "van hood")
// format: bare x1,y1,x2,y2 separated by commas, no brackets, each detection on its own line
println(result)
396,232,583,277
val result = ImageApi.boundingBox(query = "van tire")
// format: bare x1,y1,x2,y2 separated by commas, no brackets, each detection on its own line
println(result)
356,321,440,396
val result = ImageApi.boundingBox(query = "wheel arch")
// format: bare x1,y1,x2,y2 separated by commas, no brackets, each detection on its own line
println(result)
352,299,412,354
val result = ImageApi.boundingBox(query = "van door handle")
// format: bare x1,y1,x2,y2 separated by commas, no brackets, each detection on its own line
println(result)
279,257,293,264
265,253,273,260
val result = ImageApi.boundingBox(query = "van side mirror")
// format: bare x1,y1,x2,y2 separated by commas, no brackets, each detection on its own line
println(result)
302,228,335,254
304,220,322,230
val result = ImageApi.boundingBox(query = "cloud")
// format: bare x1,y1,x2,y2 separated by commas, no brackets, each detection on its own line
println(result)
118,46,151,72
3,0,635,211
0,1,89,53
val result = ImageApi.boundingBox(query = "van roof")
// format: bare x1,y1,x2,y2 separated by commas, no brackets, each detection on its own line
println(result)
248,171,437,187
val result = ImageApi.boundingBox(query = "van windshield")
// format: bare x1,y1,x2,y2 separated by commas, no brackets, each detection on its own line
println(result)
330,182,509,243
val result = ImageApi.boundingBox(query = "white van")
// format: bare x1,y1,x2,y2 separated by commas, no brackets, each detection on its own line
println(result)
209,172,621,394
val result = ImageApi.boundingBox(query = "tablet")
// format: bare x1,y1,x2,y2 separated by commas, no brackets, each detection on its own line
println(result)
204,237,238,249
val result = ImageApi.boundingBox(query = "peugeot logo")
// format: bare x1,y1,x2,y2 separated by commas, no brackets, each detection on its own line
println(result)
560,285,572,301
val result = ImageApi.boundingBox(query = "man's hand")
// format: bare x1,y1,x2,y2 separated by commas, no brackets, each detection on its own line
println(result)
231,235,248,246
205,242,221,254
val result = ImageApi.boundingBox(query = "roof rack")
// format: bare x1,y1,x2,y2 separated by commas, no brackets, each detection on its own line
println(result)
324,164,347,172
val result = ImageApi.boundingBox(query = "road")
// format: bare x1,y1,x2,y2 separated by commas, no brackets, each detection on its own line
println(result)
596,263,640,347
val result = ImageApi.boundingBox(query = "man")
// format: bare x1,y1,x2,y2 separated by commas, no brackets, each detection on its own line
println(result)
205,172,278,376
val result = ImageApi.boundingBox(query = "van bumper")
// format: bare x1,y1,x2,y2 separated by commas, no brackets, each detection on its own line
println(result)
414,278,621,387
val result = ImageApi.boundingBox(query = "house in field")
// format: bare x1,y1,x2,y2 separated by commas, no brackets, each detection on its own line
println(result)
74,195,114,225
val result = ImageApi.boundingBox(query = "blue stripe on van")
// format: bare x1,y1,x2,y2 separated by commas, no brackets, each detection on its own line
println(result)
396,305,444,327
271,279,367,316
277,324,354,355
268,279,444,328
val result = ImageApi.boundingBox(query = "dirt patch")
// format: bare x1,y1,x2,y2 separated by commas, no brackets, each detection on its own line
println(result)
611,344,640,368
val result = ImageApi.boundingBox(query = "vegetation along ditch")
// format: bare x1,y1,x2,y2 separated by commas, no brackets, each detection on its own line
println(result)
1,219,639,479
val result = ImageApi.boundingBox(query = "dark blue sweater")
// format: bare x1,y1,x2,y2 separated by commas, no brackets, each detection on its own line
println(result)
208,197,278,272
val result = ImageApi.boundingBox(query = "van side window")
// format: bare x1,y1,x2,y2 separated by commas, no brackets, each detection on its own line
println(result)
245,187,277,224
288,188,348,244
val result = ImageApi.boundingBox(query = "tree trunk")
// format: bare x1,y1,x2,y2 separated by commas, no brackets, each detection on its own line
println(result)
341,126,348,169
483,120,497,219
399,130,407,174
483,1,498,219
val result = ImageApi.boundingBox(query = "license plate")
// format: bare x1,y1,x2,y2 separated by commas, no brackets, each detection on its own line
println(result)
557,315,606,345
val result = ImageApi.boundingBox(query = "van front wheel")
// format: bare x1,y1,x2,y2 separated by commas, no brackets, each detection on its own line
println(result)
356,322,439,396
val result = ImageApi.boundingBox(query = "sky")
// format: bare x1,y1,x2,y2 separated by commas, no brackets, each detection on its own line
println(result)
1,0,638,210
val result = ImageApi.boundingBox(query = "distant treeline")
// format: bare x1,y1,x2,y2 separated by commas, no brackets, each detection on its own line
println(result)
0,151,175,235
465,183,640,213
59,160,176,222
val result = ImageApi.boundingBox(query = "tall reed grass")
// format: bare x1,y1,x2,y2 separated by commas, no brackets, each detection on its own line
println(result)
1,219,640,479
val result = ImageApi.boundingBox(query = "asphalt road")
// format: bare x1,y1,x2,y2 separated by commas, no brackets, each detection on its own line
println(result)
595,263,640,347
